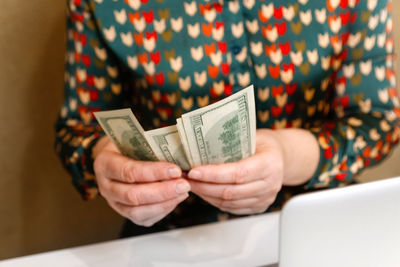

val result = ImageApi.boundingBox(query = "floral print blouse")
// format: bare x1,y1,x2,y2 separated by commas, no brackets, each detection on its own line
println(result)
55,0,400,226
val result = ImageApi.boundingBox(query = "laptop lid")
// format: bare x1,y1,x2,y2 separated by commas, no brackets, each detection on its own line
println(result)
279,177,400,267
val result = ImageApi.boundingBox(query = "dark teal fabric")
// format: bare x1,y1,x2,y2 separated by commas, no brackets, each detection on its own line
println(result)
55,0,399,227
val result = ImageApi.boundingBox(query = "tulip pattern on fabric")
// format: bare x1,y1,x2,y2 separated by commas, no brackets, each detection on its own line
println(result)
56,0,399,223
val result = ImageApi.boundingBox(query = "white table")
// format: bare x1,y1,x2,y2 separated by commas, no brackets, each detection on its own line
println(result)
0,212,280,267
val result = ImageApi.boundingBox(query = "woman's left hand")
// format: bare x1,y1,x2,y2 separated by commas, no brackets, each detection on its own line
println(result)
187,129,285,215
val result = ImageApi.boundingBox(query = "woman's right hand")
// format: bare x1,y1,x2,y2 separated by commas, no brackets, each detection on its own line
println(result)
92,136,191,227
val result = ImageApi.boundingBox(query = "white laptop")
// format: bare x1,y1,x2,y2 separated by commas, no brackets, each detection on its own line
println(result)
277,176,400,267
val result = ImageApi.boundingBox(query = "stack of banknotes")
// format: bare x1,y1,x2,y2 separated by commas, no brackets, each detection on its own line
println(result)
94,85,256,171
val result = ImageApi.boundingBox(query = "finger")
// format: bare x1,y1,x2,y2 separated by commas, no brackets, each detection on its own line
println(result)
139,200,182,227
187,153,269,184
129,194,187,227
110,193,189,227
225,208,264,215
95,150,182,183
199,195,260,210
199,195,266,215
102,178,191,206
188,179,268,201
92,136,118,159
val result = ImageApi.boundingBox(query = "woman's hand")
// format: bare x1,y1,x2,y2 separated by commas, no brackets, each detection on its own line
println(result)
93,137,191,227
187,128,320,215
187,129,284,215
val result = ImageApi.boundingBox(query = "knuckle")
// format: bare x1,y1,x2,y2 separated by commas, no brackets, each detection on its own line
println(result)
220,200,234,209
161,201,173,213
95,175,105,187
266,178,282,194
126,189,141,206
96,179,109,196
160,182,176,200
233,165,248,184
131,164,145,181
93,153,105,174
121,162,137,183
104,139,116,150
98,186,107,198
155,163,170,178
221,187,234,201
230,200,242,209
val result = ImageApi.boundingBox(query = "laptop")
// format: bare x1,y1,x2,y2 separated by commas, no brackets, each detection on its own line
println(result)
277,176,400,267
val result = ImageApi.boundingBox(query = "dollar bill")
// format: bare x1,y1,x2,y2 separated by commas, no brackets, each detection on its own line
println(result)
94,109,158,161
176,118,194,168
146,125,191,171
179,85,256,166
94,85,257,169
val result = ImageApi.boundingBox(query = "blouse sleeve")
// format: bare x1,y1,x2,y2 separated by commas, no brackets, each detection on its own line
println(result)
55,0,125,200
306,0,400,189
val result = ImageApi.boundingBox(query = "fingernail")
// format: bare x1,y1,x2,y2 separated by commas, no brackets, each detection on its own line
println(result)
176,182,191,194
168,168,181,178
188,170,202,179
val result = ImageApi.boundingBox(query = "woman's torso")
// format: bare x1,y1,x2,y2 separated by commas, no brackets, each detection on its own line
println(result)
87,0,352,130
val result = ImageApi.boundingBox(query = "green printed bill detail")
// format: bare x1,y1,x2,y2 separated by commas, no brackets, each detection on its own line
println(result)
180,85,256,166
146,125,191,171
93,85,256,169
94,109,158,161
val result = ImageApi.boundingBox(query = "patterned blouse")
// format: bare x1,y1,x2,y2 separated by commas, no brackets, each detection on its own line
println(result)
55,0,400,227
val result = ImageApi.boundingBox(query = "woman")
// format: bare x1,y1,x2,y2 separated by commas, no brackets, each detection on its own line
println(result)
55,0,400,236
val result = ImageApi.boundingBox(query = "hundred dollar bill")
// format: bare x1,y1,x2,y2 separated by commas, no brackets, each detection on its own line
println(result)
176,118,194,168
180,85,256,166
146,125,191,171
94,109,158,161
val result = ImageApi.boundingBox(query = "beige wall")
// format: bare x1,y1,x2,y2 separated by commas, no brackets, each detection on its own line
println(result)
0,0,399,261
0,1,124,260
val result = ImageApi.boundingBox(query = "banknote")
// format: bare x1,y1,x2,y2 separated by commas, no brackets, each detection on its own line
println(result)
176,118,194,168
179,85,256,166
146,125,191,171
94,85,256,169
94,109,158,161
